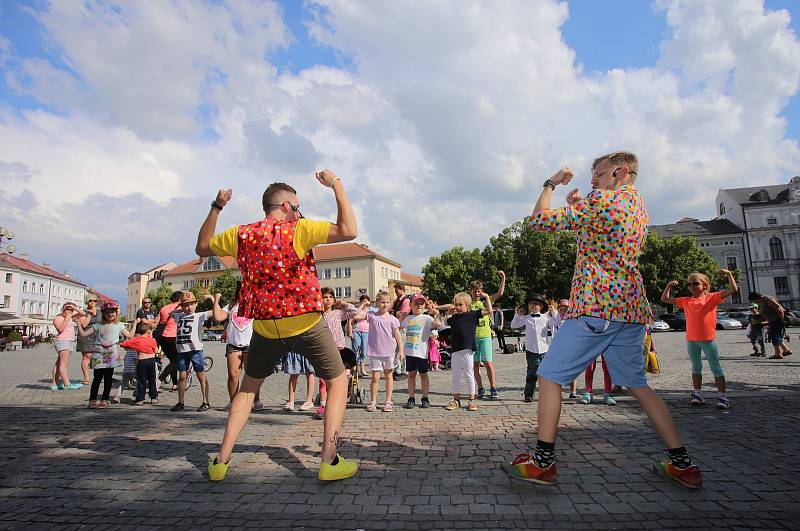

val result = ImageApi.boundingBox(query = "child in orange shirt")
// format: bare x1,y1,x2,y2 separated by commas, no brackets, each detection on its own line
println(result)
661,269,737,409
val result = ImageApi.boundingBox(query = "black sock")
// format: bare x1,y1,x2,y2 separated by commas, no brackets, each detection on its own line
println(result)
330,455,339,466
533,440,555,468
667,446,692,469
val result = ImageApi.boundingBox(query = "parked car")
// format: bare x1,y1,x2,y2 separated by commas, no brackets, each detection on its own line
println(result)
202,330,224,341
784,310,800,327
659,311,685,331
651,320,671,332
724,311,750,327
715,313,743,330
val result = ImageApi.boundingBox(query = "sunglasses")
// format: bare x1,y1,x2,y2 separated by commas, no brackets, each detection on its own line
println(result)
687,281,703,287
266,201,304,218
143,301,152,304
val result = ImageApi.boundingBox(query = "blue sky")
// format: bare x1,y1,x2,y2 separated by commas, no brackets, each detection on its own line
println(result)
0,1,798,305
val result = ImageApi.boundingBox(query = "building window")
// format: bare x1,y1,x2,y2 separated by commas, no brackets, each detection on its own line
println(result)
40,284,45,294
22,280,27,293
767,216,777,225
726,257,737,271
774,276,789,296
4,273,11,283
323,268,331,279
769,237,785,261
183,281,190,290
344,286,352,298
39,302,45,314
335,287,342,298
335,267,342,278
21,301,26,314
344,267,351,278
719,203,726,215
2,295,9,308
203,278,210,288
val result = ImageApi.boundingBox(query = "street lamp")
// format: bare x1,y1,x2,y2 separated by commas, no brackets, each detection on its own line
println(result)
0,227,16,254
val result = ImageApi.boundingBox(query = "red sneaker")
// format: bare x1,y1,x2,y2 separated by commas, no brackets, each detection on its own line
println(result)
656,461,703,489
503,453,557,485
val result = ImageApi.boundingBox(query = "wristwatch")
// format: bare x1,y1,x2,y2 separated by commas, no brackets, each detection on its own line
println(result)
211,201,223,211
543,179,556,190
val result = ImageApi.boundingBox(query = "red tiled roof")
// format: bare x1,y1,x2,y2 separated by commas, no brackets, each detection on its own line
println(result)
401,272,423,286
0,254,86,286
88,289,118,306
163,256,239,277
313,243,401,268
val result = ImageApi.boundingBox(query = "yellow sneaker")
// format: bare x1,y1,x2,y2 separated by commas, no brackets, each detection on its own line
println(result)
208,455,230,481
318,454,358,481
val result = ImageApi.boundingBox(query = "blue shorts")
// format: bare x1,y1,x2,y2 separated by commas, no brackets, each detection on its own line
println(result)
767,319,786,345
473,337,493,363
538,316,648,388
177,350,205,373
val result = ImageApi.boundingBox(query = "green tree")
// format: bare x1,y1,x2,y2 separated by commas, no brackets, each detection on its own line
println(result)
422,246,485,304
146,284,174,313
211,271,239,306
638,233,727,309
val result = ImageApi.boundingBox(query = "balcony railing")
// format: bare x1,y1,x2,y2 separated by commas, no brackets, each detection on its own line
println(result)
751,258,800,268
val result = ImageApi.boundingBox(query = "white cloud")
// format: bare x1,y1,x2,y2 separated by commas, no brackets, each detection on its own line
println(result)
0,0,798,303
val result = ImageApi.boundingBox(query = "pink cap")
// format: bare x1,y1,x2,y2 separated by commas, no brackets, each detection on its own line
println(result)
411,293,427,303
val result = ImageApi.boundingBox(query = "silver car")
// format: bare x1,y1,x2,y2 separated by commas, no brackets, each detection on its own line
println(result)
651,320,671,332
716,314,743,330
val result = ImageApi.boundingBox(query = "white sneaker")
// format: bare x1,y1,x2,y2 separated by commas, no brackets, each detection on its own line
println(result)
299,401,314,411
283,401,295,411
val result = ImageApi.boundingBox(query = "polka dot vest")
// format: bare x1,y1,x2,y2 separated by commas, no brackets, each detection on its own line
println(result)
235,218,323,320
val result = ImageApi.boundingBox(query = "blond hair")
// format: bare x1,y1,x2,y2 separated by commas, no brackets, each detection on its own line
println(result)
592,151,638,176
469,280,483,291
688,272,711,294
375,291,391,303
453,292,472,306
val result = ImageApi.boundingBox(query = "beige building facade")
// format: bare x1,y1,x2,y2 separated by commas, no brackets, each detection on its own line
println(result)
125,262,177,319
314,243,406,301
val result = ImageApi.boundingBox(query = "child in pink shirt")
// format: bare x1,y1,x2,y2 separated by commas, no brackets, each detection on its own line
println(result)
317,287,358,417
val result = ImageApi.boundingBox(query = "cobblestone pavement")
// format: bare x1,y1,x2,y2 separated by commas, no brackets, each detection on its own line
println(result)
0,329,798,529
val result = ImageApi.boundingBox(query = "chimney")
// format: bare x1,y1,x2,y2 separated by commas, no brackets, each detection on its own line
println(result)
42,262,50,268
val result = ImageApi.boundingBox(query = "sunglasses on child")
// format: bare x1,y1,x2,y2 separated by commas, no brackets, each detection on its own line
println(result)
687,281,703,287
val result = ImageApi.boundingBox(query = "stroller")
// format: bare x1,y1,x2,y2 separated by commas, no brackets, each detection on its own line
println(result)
436,327,453,370
340,347,364,404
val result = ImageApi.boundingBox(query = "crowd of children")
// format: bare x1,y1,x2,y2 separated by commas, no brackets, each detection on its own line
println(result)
51,269,757,419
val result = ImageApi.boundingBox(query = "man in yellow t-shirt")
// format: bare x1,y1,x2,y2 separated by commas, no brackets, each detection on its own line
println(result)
195,169,359,483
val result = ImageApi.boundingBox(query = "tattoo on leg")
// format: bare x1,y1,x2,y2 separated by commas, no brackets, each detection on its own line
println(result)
328,431,339,448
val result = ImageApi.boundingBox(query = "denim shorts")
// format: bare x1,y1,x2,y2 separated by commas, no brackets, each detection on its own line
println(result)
767,319,786,345
177,350,205,373
538,316,647,388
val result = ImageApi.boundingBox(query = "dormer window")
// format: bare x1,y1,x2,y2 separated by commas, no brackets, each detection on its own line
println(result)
767,216,777,225
719,203,726,215
202,257,222,271
749,190,770,202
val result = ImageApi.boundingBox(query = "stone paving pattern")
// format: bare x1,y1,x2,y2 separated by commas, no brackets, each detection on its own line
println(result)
0,329,798,529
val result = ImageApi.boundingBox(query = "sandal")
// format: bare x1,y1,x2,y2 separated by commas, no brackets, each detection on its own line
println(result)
366,401,377,412
383,401,393,412
88,401,98,409
769,354,784,359
98,401,110,408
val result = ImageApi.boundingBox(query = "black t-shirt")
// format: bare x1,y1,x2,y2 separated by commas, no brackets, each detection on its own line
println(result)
447,310,483,352
136,308,157,321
